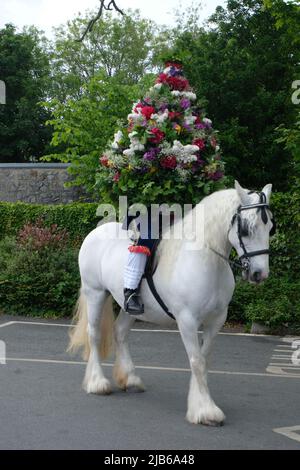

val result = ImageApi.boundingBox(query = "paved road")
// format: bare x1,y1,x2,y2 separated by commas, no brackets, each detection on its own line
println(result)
0,317,299,450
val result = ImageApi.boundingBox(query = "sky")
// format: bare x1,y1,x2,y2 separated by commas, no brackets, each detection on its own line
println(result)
0,0,227,37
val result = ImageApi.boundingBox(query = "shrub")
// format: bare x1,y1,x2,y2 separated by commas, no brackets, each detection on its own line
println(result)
0,222,80,317
0,201,99,242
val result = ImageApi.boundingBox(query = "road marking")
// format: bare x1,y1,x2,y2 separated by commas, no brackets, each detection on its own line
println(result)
0,322,15,329
273,425,300,444
0,320,281,337
3,357,300,378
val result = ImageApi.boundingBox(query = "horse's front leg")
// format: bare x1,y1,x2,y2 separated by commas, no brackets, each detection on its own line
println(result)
113,309,145,392
177,313,225,426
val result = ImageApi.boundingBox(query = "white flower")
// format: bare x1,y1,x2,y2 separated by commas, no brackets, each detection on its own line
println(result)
132,143,144,151
114,130,123,143
203,118,212,126
123,148,135,157
216,145,220,152
111,142,119,150
185,144,200,153
163,66,171,74
153,83,162,90
171,90,181,97
150,109,169,124
182,92,196,101
129,131,138,139
184,115,197,125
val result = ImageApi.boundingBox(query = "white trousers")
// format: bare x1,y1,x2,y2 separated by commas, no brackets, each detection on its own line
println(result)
124,252,148,290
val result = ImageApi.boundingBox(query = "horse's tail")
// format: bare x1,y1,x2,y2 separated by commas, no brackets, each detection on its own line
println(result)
67,288,114,361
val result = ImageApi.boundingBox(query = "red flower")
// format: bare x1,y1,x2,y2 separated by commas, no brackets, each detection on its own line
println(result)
160,155,177,169
169,111,181,120
140,106,155,120
113,172,120,182
100,155,109,167
148,127,165,144
156,73,168,84
193,138,206,151
167,76,189,91
134,102,143,113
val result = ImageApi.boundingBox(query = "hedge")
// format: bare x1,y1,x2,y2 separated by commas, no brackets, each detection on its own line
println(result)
0,201,100,242
0,192,299,331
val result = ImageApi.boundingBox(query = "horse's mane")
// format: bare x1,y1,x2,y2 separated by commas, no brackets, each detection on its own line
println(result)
157,187,261,274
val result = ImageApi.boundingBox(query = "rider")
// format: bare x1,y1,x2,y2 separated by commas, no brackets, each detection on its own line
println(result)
123,207,161,315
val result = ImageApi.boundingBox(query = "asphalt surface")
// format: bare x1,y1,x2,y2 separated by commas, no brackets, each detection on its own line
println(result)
0,316,299,450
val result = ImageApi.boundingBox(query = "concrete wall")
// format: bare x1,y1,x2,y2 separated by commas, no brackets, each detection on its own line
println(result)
0,163,84,204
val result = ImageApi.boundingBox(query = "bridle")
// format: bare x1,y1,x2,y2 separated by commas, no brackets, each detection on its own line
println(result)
211,191,276,273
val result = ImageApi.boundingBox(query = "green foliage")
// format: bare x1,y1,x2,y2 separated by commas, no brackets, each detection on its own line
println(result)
228,190,300,331
51,9,157,101
0,201,99,242
43,73,155,194
0,229,80,317
276,110,300,189
170,0,300,191
0,24,52,162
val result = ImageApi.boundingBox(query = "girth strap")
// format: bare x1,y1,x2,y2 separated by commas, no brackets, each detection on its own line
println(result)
142,239,175,321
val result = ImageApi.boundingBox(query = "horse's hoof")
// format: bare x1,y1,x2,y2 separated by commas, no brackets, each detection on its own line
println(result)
126,375,146,393
83,377,112,395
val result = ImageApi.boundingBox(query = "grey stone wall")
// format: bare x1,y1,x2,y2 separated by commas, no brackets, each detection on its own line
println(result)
0,163,85,204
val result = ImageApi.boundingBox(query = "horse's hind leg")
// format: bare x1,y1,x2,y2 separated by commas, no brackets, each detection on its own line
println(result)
113,309,145,392
83,289,112,395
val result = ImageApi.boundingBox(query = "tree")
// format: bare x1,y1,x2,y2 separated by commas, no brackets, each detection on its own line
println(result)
0,24,52,162
44,72,155,194
50,10,157,102
170,0,300,190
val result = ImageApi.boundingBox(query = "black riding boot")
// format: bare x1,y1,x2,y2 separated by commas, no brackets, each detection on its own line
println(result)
124,288,144,315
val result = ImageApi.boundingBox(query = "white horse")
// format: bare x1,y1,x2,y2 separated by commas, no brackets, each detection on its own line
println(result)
68,181,273,426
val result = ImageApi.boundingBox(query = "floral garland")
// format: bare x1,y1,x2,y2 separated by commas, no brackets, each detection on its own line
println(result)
98,61,224,204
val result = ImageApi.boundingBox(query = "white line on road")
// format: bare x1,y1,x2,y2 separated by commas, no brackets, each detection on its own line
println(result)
0,322,15,328
0,320,281,337
273,425,300,443
3,357,300,378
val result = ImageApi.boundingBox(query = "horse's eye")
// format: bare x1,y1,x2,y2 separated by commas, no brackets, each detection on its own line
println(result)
240,223,249,237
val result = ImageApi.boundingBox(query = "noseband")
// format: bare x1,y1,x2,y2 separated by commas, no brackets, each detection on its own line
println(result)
230,191,276,272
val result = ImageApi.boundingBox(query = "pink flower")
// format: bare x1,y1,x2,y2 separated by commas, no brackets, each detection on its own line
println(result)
193,138,206,151
113,172,120,182
100,155,109,167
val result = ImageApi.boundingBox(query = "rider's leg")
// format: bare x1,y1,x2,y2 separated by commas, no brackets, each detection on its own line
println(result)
123,245,150,315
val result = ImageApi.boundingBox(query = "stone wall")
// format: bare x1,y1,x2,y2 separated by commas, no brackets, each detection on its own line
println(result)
0,163,85,204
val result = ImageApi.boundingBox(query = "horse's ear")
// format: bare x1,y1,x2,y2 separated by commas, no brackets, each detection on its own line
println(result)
262,183,272,204
234,180,250,205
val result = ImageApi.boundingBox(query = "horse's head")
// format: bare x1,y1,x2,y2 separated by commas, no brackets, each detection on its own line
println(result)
228,180,275,284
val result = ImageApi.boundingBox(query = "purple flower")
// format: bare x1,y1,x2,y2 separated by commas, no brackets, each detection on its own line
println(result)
143,147,160,161
210,170,224,181
169,66,183,77
182,122,192,132
159,103,168,112
195,123,205,130
180,98,191,110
